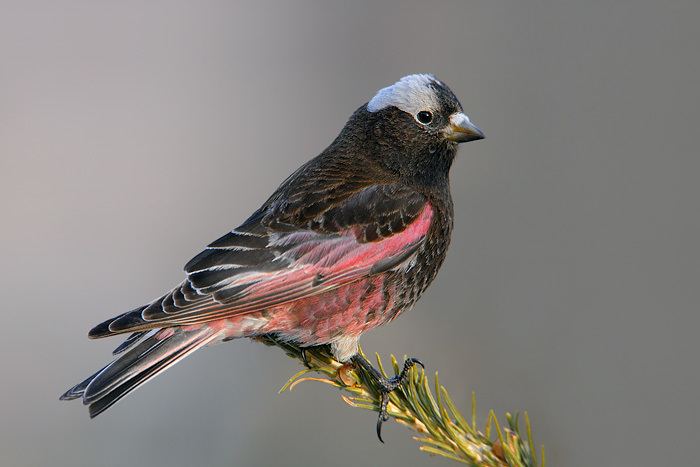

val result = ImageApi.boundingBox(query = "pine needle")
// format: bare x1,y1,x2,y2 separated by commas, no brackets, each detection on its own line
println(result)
257,336,543,467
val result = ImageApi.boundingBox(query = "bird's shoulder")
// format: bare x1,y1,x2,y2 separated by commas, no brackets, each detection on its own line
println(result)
183,181,430,279
262,182,428,240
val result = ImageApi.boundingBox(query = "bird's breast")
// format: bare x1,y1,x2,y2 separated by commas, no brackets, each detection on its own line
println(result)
387,199,453,317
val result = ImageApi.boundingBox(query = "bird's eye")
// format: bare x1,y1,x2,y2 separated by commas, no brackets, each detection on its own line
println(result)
416,111,433,125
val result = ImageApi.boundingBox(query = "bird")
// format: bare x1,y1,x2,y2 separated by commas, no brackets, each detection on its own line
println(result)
60,73,484,440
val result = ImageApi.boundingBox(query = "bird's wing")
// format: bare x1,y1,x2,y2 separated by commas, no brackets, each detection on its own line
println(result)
90,184,431,336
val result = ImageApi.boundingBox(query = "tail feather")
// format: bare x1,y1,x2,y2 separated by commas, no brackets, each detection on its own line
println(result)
60,366,109,401
112,331,150,355
88,305,149,339
60,326,219,417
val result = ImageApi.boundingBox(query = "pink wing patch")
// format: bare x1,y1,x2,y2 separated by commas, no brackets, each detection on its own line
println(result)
170,203,433,325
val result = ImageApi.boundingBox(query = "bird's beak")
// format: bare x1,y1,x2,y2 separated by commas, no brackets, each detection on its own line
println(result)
443,112,485,143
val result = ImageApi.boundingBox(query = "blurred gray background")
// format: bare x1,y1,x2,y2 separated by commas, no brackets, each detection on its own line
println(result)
1,1,699,466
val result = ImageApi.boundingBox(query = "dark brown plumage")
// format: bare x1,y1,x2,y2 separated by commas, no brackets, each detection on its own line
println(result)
61,74,484,430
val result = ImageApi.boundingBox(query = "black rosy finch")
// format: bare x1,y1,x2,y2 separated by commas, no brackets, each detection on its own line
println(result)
61,74,484,440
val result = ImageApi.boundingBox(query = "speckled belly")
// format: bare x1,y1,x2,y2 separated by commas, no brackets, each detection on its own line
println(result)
212,273,403,347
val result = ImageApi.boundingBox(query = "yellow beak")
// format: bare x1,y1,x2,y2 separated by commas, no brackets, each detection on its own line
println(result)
443,112,485,143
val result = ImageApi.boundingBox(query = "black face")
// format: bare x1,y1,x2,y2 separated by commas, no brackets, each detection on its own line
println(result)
399,80,463,132
361,85,467,184
367,106,457,184
335,76,483,188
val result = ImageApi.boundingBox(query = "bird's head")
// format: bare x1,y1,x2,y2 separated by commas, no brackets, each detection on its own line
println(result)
346,74,484,185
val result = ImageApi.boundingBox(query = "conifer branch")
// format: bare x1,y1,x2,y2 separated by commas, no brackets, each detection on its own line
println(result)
257,336,545,467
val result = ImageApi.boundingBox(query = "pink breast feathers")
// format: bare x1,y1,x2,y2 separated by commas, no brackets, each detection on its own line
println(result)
213,203,435,344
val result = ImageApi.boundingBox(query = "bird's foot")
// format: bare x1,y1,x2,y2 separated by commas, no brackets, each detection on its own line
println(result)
300,347,312,368
351,353,424,443
299,344,327,368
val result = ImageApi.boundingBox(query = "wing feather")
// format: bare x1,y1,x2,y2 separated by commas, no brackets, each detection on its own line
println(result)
90,184,431,337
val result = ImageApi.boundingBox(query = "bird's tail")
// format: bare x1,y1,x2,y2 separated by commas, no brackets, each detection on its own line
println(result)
60,325,219,418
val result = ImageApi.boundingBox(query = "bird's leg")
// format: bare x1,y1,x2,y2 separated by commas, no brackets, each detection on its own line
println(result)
300,347,311,368
299,344,330,368
350,353,424,443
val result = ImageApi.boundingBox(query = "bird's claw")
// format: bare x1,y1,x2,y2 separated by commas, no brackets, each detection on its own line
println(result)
376,393,391,442
351,354,424,443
